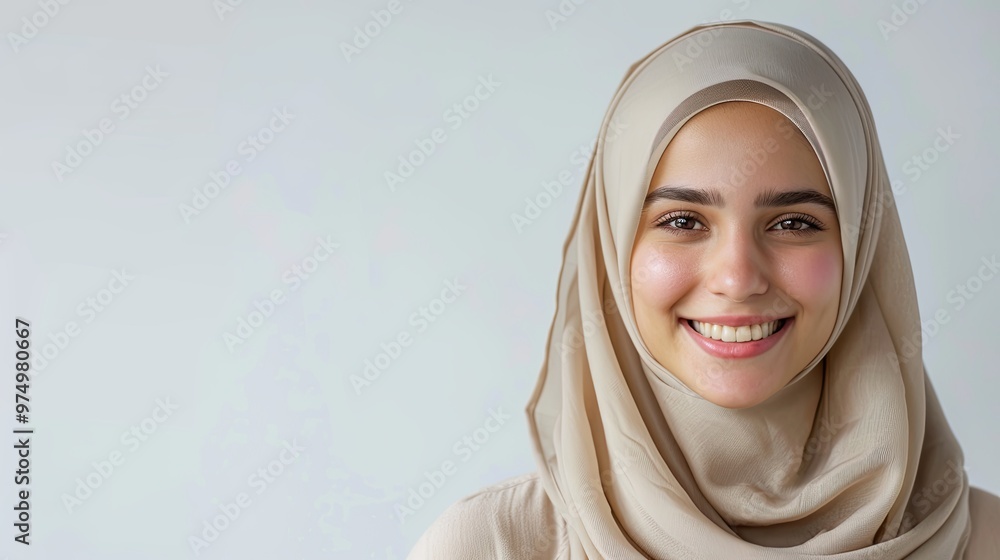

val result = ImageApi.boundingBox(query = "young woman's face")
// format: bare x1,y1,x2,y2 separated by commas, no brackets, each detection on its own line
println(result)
630,101,843,409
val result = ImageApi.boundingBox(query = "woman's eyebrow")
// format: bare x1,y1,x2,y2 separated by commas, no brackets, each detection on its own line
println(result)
755,188,837,214
642,185,723,209
642,185,837,214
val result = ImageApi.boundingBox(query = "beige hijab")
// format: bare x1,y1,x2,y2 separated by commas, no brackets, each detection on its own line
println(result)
526,19,971,558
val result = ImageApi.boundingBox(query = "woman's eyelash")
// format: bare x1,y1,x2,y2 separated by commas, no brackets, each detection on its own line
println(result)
772,213,827,233
652,211,827,234
653,211,704,231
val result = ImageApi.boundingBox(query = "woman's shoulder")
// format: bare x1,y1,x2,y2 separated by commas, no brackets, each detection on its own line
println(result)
966,486,1000,559
407,471,567,559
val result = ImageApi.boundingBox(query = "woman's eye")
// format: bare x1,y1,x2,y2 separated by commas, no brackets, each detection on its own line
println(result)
655,213,705,231
772,218,817,231
667,217,698,229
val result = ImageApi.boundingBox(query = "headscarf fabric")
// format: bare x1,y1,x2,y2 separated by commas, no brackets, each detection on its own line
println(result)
525,19,971,559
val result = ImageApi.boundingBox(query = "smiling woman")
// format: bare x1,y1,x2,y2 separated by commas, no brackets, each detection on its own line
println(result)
632,102,843,409
408,19,1000,559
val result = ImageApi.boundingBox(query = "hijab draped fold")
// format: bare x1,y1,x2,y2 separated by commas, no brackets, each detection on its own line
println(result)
525,19,971,558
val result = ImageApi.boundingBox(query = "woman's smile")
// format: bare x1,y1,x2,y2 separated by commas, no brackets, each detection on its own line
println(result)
681,315,793,359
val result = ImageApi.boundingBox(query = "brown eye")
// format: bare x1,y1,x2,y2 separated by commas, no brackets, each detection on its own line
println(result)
774,219,809,230
654,212,707,233
770,213,826,235
668,217,696,229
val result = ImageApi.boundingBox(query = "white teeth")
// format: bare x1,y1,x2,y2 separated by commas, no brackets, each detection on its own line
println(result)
736,326,752,342
691,319,784,343
722,326,736,342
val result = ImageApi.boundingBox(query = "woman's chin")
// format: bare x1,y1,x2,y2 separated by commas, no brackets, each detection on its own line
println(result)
699,388,773,409
688,366,786,409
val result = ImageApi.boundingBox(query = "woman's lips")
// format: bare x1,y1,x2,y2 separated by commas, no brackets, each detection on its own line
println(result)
681,317,793,359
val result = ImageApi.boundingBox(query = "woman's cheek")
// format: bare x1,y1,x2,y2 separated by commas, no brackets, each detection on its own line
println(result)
631,244,694,309
778,247,842,305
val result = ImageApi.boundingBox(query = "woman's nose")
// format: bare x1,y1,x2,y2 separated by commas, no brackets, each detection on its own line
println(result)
703,231,769,303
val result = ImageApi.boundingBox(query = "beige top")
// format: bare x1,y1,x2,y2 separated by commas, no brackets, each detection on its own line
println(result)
411,19,994,558
408,473,1000,558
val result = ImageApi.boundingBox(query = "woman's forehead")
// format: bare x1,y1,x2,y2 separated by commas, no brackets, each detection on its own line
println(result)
646,102,831,200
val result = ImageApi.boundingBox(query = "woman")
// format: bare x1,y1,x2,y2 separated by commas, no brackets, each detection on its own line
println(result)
409,19,1000,558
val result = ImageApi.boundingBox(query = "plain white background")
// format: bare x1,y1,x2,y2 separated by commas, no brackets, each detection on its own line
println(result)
0,0,996,557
